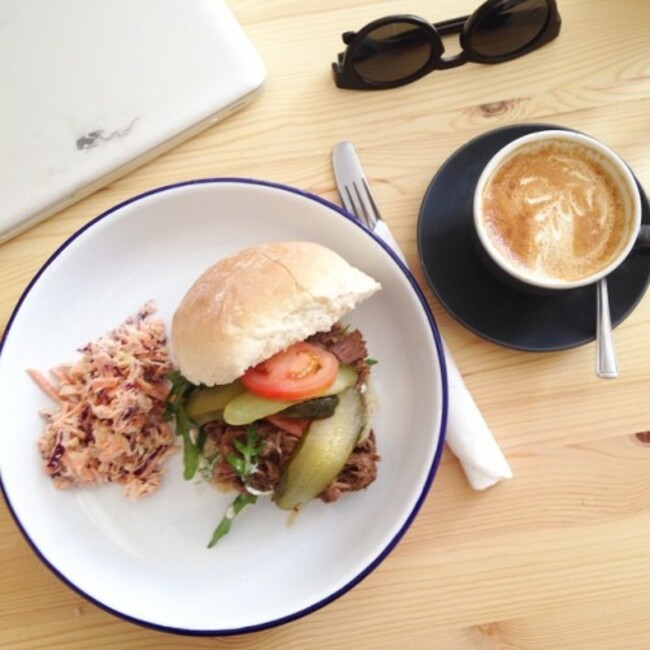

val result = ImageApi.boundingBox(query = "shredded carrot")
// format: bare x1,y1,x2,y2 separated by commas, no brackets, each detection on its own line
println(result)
29,302,178,499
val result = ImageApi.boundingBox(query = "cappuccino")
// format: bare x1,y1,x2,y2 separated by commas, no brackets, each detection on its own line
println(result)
480,139,633,284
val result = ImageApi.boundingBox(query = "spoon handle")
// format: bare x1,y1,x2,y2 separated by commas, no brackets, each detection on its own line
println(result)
596,278,618,379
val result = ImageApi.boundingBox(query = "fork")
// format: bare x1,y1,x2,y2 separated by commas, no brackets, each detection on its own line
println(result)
332,141,380,229
332,141,404,261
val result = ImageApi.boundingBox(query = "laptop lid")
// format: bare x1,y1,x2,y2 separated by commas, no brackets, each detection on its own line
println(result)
0,0,266,243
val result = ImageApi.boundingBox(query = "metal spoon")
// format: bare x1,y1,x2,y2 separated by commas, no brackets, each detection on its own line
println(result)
594,226,650,378
596,277,618,378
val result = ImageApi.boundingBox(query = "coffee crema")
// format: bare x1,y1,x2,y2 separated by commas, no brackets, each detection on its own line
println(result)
481,140,631,282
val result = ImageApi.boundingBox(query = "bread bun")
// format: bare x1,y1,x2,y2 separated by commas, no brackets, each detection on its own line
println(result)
171,241,381,386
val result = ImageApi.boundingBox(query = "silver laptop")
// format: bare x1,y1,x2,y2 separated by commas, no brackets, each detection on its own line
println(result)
0,0,266,243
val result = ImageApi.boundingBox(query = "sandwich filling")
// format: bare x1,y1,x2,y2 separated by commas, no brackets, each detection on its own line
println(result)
165,323,379,546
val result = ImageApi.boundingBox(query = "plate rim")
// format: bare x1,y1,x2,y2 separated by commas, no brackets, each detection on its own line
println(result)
0,177,449,636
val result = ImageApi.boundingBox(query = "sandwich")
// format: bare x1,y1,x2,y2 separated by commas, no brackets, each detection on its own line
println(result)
165,241,382,546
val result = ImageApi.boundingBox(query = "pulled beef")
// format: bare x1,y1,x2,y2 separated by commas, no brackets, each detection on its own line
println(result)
307,324,371,384
203,420,299,494
202,324,379,502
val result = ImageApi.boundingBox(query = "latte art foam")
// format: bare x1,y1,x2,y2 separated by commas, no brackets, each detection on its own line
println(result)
481,141,631,282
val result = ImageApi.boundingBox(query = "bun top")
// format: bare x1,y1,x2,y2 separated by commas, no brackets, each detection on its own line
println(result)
171,241,381,386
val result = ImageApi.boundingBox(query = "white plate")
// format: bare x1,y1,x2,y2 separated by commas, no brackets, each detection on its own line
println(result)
0,179,447,634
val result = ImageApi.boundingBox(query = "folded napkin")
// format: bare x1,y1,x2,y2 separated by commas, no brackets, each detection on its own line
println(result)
440,342,513,489
374,221,513,490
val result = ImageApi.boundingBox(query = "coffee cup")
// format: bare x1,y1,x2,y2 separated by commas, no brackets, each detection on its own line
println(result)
473,130,642,293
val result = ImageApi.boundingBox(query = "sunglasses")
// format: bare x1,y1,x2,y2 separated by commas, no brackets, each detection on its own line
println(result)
332,0,561,90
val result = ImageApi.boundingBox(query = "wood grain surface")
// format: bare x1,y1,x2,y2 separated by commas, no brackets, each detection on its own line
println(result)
2,1,650,648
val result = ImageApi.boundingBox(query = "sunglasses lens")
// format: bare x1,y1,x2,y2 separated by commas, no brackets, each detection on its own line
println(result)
351,21,433,83
470,0,550,58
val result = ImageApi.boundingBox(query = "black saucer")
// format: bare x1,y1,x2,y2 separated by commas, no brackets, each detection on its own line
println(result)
416,123,650,351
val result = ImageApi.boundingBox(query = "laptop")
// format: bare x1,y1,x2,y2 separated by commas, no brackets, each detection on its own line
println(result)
0,0,266,243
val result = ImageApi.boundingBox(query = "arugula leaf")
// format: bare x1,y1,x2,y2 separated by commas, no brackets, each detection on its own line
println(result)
164,370,201,480
163,370,193,421
226,425,264,479
207,493,258,548
209,425,265,547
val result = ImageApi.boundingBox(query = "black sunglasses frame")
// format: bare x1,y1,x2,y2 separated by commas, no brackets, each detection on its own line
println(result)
332,0,561,90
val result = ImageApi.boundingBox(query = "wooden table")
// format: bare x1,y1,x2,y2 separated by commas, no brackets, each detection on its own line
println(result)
2,1,650,647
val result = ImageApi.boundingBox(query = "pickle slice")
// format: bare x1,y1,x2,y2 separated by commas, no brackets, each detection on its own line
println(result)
185,381,245,423
273,387,365,511
279,395,339,420
224,364,358,426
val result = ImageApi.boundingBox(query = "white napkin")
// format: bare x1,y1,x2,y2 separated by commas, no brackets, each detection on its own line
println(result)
440,343,513,489
373,220,513,490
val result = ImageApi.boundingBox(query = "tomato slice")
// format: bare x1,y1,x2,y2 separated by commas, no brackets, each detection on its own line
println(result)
241,342,339,401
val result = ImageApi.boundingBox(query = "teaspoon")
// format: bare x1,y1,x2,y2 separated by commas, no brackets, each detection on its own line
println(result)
595,226,650,378
596,277,618,378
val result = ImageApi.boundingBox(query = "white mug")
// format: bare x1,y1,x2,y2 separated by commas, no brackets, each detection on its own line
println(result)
473,129,642,293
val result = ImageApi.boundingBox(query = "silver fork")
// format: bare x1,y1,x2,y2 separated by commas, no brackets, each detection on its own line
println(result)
332,141,380,229
332,141,405,262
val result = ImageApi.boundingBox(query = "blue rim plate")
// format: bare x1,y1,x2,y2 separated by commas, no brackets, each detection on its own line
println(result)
0,179,447,635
